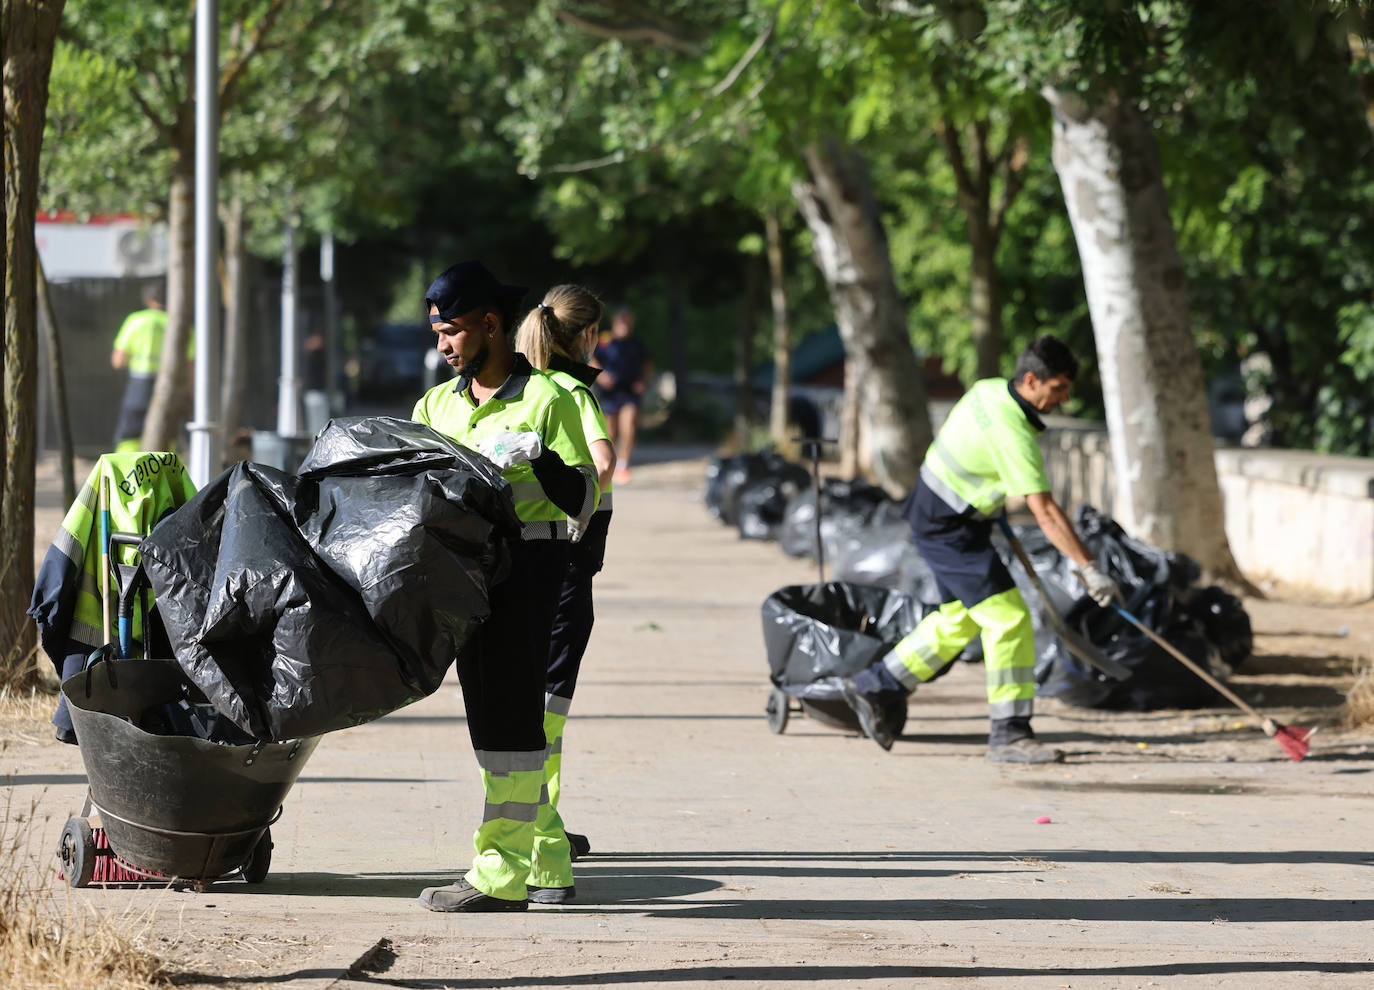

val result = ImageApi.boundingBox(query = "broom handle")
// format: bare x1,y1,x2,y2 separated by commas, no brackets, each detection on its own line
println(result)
99,475,112,644
1114,605,1266,725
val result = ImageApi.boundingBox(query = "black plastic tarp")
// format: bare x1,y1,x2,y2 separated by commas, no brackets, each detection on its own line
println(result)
139,416,522,741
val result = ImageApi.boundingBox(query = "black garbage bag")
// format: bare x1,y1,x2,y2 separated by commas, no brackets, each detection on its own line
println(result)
704,456,729,520
737,464,813,541
1179,586,1252,673
709,451,810,527
1009,505,1248,711
139,416,522,741
1036,603,1224,710
777,478,896,560
830,521,943,604
761,582,927,694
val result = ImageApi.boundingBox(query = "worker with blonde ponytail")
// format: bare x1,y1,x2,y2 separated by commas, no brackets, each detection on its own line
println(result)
513,285,616,904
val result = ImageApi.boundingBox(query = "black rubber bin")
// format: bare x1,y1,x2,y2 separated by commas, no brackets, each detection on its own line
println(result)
59,658,318,886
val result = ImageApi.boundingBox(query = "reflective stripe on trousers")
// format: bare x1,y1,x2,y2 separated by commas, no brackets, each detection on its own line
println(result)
883,586,1036,719
466,748,550,900
528,706,574,888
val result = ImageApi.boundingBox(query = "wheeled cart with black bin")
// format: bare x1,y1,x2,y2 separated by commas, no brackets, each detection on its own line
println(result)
55,537,319,890
761,581,926,737
57,656,319,890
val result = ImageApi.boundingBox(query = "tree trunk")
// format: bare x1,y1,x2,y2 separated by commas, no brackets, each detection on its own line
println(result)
793,136,932,497
733,252,760,446
2,0,65,687
764,209,794,450
1044,87,1254,590
839,361,861,478
35,256,74,505
968,214,1001,380
220,191,248,454
141,161,196,452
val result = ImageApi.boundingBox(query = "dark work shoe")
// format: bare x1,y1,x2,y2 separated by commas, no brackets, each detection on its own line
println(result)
528,884,576,904
837,677,894,751
418,879,528,912
566,831,591,860
986,738,1065,764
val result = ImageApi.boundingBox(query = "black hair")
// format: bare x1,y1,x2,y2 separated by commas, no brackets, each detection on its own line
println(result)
1014,334,1078,382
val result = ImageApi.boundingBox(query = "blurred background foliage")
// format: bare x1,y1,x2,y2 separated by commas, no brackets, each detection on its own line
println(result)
39,0,1374,451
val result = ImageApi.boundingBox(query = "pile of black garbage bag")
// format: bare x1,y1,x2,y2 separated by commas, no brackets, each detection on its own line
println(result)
1011,505,1252,711
140,416,522,741
704,449,813,540
710,453,1252,711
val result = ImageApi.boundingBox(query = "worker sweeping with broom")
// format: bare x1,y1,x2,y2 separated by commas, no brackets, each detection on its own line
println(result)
839,335,1119,763
411,261,599,911
514,284,618,900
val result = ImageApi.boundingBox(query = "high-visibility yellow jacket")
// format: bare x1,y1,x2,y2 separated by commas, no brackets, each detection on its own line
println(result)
920,378,1050,519
545,353,612,514
29,452,198,660
412,354,598,539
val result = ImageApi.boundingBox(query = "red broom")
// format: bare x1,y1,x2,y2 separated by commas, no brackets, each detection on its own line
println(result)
1111,603,1314,761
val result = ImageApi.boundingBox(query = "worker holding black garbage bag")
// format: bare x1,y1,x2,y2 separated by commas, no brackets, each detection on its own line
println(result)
839,335,1119,764
513,284,617,893
411,261,599,912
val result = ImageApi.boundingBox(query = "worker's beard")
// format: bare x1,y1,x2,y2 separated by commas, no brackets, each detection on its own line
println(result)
456,339,490,379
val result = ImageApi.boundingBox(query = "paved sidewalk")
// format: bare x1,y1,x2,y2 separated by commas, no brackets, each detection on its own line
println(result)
9,448,1374,989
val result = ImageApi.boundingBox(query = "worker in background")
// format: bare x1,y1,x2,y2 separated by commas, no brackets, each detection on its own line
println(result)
110,282,191,451
838,335,1119,764
411,261,599,912
514,284,617,899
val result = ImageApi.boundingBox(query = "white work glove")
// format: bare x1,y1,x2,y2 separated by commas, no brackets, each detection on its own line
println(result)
568,514,588,544
1076,561,1120,608
478,430,542,470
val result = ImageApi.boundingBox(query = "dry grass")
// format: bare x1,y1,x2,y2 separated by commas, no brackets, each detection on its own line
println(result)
2,793,169,990
1343,659,1374,729
0,685,58,746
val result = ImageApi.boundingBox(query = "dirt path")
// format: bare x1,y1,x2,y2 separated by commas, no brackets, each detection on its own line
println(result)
7,449,1374,989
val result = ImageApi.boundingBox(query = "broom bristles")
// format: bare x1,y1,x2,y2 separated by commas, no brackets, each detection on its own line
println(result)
1274,723,1314,762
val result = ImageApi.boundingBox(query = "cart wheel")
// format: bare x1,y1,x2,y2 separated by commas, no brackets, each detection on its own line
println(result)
58,817,96,888
241,828,272,884
766,688,790,734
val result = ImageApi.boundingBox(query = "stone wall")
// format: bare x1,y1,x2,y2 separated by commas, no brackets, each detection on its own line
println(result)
1039,420,1374,602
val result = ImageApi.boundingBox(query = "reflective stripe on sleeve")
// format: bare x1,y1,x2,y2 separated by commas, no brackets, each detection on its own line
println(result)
53,526,84,568
576,464,598,519
520,520,569,541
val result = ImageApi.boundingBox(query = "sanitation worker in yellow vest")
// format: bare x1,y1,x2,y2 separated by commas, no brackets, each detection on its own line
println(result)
410,261,599,913
110,282,193,451
839,335,1120,763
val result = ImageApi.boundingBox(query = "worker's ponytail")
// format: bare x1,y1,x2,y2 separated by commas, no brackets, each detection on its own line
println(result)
515,284,603,371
